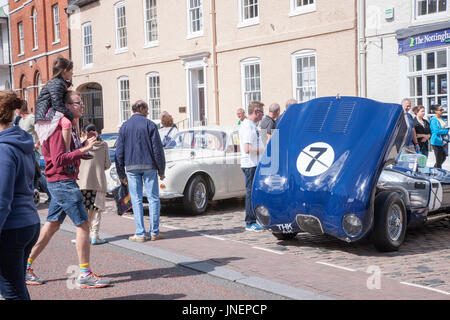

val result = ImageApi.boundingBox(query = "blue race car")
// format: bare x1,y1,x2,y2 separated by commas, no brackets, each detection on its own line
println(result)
252,96,450,252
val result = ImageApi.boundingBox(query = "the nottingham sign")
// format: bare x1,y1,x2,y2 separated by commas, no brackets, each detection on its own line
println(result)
398,29,450,54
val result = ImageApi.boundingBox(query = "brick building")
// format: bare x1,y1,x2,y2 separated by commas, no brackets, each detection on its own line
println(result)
9,0,70,111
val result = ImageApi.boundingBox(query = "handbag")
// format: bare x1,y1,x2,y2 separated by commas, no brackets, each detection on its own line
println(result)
112,183,132,215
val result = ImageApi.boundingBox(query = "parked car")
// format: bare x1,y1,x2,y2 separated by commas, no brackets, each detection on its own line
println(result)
252,96,450,252
107,126,246,214
100,133,119,163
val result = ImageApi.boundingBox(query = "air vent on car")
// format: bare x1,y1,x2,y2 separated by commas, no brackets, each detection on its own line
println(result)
331,102,356,134
305,101,333,133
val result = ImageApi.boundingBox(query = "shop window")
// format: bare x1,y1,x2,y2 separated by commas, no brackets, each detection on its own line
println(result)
408,48,449,115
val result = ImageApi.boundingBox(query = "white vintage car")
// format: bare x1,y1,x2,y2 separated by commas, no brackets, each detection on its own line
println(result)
108,126,246,214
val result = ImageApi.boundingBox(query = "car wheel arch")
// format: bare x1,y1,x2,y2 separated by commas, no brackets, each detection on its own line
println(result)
184,171,215,200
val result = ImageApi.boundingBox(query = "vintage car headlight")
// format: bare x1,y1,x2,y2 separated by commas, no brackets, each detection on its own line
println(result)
255,206,271,226
110,167,119,182
342,213,363,237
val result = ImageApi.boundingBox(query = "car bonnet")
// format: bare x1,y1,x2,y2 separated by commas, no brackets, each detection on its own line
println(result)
252,96,407,239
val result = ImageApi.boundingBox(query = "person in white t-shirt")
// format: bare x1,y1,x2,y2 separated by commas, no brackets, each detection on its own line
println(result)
239,101,265,232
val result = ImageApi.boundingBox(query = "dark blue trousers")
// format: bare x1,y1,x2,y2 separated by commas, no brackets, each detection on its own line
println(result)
242,167,257,226
0,223,40,300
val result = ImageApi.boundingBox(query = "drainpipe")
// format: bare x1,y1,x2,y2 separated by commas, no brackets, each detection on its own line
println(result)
211,0,220,125
357,0,367,98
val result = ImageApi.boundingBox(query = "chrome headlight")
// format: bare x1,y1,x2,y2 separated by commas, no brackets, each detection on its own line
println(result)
342,213,363,237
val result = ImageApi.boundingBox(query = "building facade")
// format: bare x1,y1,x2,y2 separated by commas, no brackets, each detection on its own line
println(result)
9,0,70,110
364,0,449,116
69,0,359,133
0,0,12,91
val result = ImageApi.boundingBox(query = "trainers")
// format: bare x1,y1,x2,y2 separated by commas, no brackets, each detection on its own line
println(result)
71,239,76,244
76,272,111,289
150,234,164,241
91,237,108,245
245,223,263,232
128,235,148,242
26,268,45,285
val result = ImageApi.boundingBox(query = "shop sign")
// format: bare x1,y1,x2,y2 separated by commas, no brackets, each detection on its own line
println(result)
398,29,450,54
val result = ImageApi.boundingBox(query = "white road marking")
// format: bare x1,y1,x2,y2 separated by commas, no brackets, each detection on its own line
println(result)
121,216,134,220
316,261,356,272
161,224,180,230
252,246,284,255
202,234,226,241
400,282,450,296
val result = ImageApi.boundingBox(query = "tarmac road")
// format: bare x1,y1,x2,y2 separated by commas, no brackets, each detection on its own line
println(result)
30,194,449,300
26,228,287,301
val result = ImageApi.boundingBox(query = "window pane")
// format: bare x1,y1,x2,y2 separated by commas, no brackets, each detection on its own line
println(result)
438,0,447,11
428,0,438,13
436,50,447,68
410,78,416,96
427,52,435,69
427,75,435,95
417,77,423,96
438,74,447,95
418,0,427,15
416,54,422,71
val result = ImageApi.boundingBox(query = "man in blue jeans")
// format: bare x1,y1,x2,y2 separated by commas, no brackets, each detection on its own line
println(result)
115,100,166,242
239,101,265,232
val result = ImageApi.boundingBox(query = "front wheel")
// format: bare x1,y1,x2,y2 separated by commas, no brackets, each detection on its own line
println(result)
372,191,407,252
183,175,209,215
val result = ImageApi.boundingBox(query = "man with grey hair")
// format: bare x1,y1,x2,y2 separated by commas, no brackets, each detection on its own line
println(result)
401,98,420,153
259,103,280,144
236,108,246,125
276,98,297,126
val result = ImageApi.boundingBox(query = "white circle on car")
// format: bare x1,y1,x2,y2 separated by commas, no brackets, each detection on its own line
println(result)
297,142,335,177
429,178,443,211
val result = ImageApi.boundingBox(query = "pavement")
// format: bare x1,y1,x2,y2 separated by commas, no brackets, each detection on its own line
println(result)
30,193,450,300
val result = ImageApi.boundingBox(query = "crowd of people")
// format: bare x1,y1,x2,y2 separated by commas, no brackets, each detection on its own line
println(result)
402,98,449,168
1,53,448,300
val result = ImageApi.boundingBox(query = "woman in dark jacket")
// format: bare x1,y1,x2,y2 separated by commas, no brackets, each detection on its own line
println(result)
0,91,40,300
413,106,431,157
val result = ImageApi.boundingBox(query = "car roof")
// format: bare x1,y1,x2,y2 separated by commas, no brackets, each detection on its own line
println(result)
177,125,239,133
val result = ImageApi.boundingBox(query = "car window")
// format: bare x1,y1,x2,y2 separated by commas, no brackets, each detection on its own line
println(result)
166,130,226,151
226,131,240,153
100,135,119,149
193,131,226,151
165,131,194,149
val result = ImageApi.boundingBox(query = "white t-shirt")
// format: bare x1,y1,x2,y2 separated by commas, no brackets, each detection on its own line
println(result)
239,119,263,168
159,126,178,144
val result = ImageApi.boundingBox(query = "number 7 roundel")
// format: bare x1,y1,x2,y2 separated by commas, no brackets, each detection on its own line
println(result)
297,142,335,177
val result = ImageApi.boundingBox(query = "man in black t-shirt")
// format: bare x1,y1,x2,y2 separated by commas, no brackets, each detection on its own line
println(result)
259,103,280,145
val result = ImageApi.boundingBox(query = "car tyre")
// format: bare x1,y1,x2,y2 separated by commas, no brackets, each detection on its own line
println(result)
272,232,298,240
372,191,407,252
183,175,209,215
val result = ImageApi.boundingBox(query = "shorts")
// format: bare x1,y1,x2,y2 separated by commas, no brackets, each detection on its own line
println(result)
47,179,88,226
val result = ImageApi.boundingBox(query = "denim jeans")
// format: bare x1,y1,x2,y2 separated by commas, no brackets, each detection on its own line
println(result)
126,169,160,237
242,167,257,226
47,180,88,226
0,223,40,300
